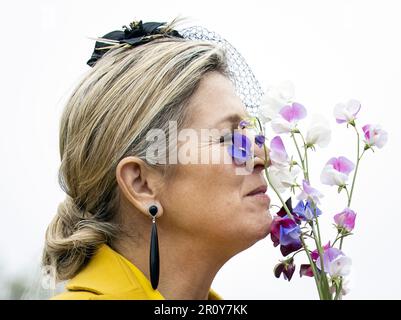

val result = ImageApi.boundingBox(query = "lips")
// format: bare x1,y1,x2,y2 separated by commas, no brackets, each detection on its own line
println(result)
246,185,268,196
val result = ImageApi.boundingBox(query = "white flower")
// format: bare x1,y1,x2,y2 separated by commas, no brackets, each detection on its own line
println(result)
320,156,355,187
268,165,300,193
328,255,352,277
258,81,295,124
334,99,361,124
306,114,331,148
271,116,295,134
362,124,388,149
316,247,352,278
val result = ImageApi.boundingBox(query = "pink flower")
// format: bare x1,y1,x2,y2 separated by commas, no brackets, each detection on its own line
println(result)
280,102,307,123
362,124,388,149
334,208,356,232
269,136,289,167
320,156,355,187
271,102,307,133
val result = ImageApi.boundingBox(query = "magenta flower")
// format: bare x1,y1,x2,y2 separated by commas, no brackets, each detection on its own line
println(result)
311,242,332,261
334,208,356,232
296,180,324,205
320,156,355,187
333,99,361,124
362,124,388,149
300,264,314,277
271,102,307,133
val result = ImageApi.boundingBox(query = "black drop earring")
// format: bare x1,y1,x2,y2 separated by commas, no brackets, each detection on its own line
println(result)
148,205,159,290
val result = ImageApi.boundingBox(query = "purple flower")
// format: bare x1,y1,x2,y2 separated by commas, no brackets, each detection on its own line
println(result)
254,134,266,148
312,242,352,277
274,259,296,281
227,132,252,165
296,180,324,205
316,246,352,277
362,124,388,149
280,221,302,246
271,198,303,256
334,208,356,232
239,120,251,129
333,99,361,124
293,200,322,221
320,156,355,187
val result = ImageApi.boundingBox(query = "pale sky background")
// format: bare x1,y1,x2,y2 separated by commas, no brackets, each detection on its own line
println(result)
0,0,400,299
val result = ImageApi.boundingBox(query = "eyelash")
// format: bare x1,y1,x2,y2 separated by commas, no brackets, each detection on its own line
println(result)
219,132,233,144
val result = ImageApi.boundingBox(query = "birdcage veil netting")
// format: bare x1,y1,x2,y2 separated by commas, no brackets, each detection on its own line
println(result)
178,26,264,116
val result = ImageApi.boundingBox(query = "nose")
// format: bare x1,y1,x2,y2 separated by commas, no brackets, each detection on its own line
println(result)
253,139,271,173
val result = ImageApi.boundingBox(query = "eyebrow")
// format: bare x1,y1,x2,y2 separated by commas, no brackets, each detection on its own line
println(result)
215,113,247,129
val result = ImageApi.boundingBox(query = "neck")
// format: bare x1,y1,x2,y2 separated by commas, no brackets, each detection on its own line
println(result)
113,224,227,300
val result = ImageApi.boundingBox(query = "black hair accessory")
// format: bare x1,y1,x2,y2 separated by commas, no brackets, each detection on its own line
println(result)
86,20,265,115
86,20,183,67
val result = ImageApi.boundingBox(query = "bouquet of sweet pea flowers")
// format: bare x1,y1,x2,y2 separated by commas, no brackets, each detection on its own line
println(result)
241,81,388,300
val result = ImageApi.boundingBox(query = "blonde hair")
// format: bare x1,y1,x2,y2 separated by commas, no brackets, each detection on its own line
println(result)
42,23,229,281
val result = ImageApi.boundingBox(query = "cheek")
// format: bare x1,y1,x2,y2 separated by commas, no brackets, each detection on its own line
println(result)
162,162,243,232
161,160,272,247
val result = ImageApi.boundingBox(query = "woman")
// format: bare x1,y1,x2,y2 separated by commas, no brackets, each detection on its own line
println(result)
42,19,272,300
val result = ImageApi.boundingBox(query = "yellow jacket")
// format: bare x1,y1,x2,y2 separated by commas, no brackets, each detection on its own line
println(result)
52,244,221,300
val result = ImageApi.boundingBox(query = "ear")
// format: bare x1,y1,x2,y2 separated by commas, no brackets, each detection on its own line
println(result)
116,156,163,218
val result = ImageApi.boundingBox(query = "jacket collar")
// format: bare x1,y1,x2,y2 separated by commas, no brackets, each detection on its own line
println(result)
66,244,221,300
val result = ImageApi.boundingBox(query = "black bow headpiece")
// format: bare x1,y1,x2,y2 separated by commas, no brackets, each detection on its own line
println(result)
87,20,183,67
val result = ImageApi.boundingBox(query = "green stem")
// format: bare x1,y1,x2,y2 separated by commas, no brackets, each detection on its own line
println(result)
334,279,343,300
298,132,310,182
333,232,351,247
311,212,332,300
300,236,323,300
290,249,305,259
344,186,351,204
347,126,366,207
291,132,308,180
255,117,294,220
339,237,344,250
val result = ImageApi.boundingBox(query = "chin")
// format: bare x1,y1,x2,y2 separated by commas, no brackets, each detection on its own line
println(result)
237,210,272,250
253,210,272,241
